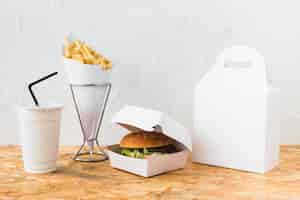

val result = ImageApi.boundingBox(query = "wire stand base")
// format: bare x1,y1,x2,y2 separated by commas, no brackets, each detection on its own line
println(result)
72,139,108,162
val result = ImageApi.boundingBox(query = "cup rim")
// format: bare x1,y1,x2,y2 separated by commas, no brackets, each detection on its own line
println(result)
16,104,63,112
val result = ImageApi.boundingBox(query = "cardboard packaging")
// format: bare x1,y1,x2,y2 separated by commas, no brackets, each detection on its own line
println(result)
107,105,192,177
193,46,280,173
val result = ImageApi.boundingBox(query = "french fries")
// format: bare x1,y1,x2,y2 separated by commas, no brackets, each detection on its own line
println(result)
64,37,112,71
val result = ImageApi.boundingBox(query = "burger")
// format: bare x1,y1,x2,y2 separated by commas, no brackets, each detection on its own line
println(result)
119,131,178,158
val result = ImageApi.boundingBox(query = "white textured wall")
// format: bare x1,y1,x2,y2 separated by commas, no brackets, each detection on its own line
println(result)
1,0,300,145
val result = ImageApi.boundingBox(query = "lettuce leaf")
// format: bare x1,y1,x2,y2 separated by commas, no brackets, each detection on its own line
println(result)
120,148,164,159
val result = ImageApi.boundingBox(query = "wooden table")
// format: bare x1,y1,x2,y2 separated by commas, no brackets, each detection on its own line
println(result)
0,146,300,200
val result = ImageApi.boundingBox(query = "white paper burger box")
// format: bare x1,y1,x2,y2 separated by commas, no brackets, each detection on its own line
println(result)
193,46,280,173
107,106,192,177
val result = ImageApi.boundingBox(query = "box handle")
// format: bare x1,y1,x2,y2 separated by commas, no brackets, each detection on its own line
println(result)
216,45,265,72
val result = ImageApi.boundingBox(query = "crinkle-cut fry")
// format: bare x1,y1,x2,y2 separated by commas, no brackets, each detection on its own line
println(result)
64,49,72,58
71,47,81,55
74,40,82,48
66,44,76,55
86,45,100,57
82,45,93,58
82,46,97,64
100,58,112,70
64,37,72,58
101,57,112,66
92,59,99,65
71,54,84,63
79,47,88,59
94,53,103,60
95,57,102,65
85,45,102,58
68,42,76,49
85,45,93,52
84,58,94,64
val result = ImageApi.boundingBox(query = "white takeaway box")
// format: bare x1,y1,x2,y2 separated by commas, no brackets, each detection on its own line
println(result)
193,46,280,173
107,105,192,177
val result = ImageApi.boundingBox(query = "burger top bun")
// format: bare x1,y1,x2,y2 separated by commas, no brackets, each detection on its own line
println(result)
120,131,173,149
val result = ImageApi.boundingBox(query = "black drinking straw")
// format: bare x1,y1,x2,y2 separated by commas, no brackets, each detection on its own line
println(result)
28,72,58,106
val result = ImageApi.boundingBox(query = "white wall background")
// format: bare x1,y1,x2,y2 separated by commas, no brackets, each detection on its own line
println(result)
1,0,300,145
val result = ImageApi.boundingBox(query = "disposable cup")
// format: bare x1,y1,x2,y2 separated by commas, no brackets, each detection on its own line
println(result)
17,104,63,173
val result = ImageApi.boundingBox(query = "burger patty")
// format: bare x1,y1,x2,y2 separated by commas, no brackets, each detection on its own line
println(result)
120,144,178,159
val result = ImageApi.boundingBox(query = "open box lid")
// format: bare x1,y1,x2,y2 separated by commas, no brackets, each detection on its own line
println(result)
112,105,192,151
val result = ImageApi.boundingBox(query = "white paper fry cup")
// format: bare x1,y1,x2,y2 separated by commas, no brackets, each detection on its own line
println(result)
64,58,111,85
17,104,63,173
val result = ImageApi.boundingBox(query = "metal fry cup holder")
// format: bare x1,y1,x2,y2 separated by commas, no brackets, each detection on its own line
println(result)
70,83,111,162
